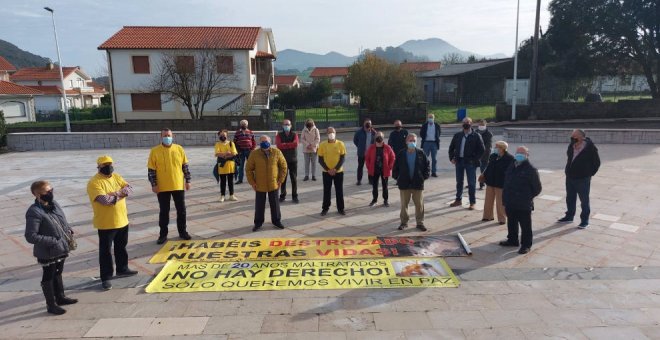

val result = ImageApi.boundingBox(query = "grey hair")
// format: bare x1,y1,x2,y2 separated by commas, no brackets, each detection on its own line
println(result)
240,119,248,126
408,133,418,139
574,129,586,137
260,135,271,142
517,145,529,154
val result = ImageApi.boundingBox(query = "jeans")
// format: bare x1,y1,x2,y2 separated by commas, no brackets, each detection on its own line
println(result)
369,174,389,202
322,171,345,211
97,225,129,281
303,153,317,178
254,190,281,226
157,190,187,237
565,177,591,224
219,174,234,195
280,161,298,199
422,141,438,174
506,208,533,248
235,149,251,182
357,156,365,182
455,158,477,204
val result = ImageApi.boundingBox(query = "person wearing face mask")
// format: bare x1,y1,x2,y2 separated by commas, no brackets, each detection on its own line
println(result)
392,134,431,231
148,128,192,244
275,119,300,203
365,132,396,207
318,127,347,215
475,119,493,190
388,120,408,154
500,146,542,254
301,118,321,181
214,129,239,202
87,156,137,290
353,119,378,185
479,141,514,225
246,135,287,231
448,117,485,210
420,113,441,177
233,119,257,184
558,129,600,229
25,180,77,315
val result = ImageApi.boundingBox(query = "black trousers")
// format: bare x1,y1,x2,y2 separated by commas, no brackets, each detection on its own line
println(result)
255,190,281,226
42,260,64,283
157,190,187,237
280,161,298,199
220,174,234,195
369,174,389,201
98,225,129,281
322,172,345,211
357,156,365,182
505,208,533,248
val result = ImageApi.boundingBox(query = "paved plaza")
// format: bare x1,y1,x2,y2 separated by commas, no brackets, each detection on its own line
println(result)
1,132,660,339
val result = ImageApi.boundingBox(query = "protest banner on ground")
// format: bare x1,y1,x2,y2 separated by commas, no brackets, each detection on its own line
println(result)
145,257,460,293
148,235,470,264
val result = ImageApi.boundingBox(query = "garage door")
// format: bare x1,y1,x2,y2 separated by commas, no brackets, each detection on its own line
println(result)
0,101,26,117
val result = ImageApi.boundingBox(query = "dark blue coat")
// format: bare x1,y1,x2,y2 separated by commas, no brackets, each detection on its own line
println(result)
502,161,542,211
392,148,430,190
353,128,378,157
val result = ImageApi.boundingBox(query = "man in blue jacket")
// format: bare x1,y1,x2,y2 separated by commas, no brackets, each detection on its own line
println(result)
500,146,542,254
353,118,377,185
420,113,441,177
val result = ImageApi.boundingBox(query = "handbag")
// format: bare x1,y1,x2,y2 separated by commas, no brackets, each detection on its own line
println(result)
48,212,77,251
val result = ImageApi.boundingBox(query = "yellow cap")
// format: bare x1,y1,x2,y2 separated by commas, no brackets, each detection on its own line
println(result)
96,155,113,165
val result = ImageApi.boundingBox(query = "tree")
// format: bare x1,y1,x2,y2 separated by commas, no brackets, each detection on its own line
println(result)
364,46,427,64
441,52,466,65
148,48,241,119
547,0,660,98
307,78,333,103
345,53,418,112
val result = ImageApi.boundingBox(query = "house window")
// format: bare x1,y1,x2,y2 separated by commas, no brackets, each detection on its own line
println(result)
250,58,256,75
70,80,74,87
132,56,150,74
217,56,234,74
176,56,195,73
131,93,162,111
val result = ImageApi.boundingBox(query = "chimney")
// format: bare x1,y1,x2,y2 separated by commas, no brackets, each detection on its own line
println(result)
47,61,54,70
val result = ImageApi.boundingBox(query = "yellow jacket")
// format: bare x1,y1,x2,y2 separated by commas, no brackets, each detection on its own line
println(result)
246,148,288,192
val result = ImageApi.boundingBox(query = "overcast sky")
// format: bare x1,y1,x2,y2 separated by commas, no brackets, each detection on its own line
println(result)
1,0,550,76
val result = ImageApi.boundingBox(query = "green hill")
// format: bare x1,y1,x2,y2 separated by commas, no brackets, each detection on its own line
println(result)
0,39,50,69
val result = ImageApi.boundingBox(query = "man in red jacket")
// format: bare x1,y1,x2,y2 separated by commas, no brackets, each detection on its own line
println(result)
275,119,300,203
233,120,256,184
365,132,396,207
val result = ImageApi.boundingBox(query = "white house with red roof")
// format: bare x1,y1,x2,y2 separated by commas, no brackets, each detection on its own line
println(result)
0,56,17,81
309,67,357,105
10,62,107,113
98,26,277,122
0,80,42,123
270,75,301,101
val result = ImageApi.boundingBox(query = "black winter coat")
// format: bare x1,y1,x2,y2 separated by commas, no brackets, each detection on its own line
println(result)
565,138,600,179
388,129,409,154
25,200,72,260
392,148,430,190
420,122,441,148
483,152,515,188
448,130,485,165
502,161,542,211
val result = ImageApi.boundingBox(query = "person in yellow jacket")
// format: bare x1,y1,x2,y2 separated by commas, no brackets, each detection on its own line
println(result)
246,135,287,231
87,155,137,291
214,129,239,202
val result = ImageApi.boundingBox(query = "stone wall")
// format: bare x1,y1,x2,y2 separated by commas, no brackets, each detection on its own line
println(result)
496,99,660,122
504,128,660,144
7,131,277,152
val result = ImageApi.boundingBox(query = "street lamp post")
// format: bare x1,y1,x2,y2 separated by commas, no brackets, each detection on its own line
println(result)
44,6,71,133
511,0,520,121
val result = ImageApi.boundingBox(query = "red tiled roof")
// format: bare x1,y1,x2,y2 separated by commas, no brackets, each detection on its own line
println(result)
25,85,78,95
310,67,349,78
331,83,345,90
0,81,43,95
11,66,78,81
400,61,442,73
256,51,275,59
98,26,261,50
0,56,16,72
87,81,107,92
274,75,298,86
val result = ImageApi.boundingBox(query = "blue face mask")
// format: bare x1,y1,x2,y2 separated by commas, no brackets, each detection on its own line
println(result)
427,118,434,123
162,136,173,145
408,142,417,149
260,141,271,149
283,126,291,132
514,153,527,162
492,148,499,154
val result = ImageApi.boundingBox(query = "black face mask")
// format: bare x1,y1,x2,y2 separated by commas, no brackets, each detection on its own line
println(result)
570,137,578,143
99,165,114,176
306,123,313,129
365,123,371,129
40,190,54,203
395,126,402,130
375,137,384,143
240,126,247,130
462,123,471,130
219,136,227,141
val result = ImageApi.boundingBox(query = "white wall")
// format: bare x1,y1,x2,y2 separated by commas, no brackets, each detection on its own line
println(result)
1,97,35,123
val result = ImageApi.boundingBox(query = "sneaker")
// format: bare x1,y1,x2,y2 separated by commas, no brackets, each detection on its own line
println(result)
398,224,408,230
219,195,225,202
273,222,285,229
449,200,462,207
369,200,377,207
320,209,328,216
557,216,573,223
252,225,262,232
101,280,112,290
468,204,475,210
292,197,299,204
303,176,309,181
228,195,238,201
116,269,138,278
312,176,317,181
279,196,286,202
356,181,361,186
179,232,192,240
338,210,346,215
578,222,589,229
156,236,167,244
499,240,519,247
383,201,389,207
416,224,428,231
431,173,438,177
518,247,531,254
235,180,243,185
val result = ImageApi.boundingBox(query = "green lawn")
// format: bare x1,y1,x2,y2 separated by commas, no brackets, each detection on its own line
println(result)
272,107,358,122
8,119,112,128
428,105,496,123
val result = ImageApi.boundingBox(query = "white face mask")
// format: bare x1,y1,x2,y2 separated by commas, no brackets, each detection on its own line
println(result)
328,133,336,140
478,126,487,131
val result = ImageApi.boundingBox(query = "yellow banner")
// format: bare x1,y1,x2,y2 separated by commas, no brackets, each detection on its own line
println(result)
149,236,469,264
146,258,459,293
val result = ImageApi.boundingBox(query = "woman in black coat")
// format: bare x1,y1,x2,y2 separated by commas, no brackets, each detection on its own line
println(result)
25,180,77,315
479,141,514,224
